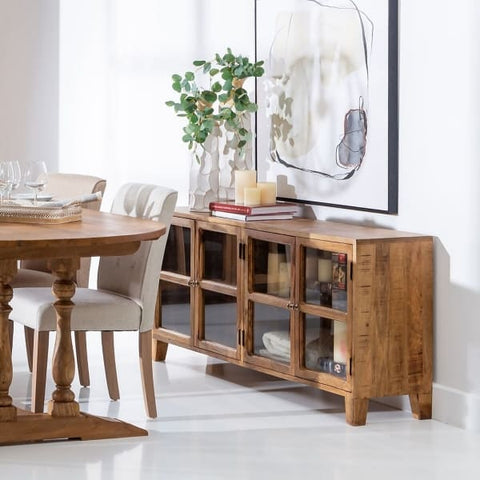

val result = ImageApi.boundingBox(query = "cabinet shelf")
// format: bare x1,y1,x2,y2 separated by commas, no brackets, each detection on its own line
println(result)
153,208,433,426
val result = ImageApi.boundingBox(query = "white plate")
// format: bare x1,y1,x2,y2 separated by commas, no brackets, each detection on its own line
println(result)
11,193,54,202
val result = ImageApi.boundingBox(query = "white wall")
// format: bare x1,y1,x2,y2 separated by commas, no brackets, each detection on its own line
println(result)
0,0,59,171
3,0,480,431
310,0,480,431
59,0,255,208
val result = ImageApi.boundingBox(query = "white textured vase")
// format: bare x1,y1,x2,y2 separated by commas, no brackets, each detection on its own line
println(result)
189,129,220,211
189,116,254,211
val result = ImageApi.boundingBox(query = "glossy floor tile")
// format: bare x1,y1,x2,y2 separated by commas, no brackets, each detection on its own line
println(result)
2,329,480,479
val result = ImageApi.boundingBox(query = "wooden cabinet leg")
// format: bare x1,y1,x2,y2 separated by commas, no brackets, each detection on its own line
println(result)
345,395,369,426
0,260,17,422
409,392,432,420
153,339,169,362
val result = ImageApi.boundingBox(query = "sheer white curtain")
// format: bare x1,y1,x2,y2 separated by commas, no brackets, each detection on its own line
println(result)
59,0,254,208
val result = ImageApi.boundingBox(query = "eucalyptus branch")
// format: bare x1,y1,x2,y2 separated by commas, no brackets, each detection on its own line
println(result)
166,48,264,161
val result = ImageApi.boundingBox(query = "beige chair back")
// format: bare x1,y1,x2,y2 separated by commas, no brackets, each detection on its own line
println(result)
97,183,177,332
20,173,107,287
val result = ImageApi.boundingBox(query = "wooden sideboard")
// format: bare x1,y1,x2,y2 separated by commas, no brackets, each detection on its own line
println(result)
153,208,433,426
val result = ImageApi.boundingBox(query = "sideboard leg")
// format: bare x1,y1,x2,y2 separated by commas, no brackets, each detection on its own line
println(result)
409,392,432,419
345,395,369,426
153,339,169,362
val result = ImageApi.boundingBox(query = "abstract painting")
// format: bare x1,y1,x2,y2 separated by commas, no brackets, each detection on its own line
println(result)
255,0,398,213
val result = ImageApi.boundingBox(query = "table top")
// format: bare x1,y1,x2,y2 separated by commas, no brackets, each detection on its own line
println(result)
0,208,166,260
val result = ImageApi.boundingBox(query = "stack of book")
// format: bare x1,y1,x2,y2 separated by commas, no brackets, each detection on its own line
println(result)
209,200,300,221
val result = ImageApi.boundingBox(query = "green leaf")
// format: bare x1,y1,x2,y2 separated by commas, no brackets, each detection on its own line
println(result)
254,66,265,77
172,74,182,82
185,71,195,81
193,60,205,66
218,93,230,103
238,140,247,148
202,90,217,103
221,69,233,80
203,62,211,74
172,82,181,92
223,52,235,63
212,82,222,93
209,68,219,77
165,100,175,107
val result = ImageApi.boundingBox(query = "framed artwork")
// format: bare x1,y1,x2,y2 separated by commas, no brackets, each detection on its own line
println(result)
255,0,398,213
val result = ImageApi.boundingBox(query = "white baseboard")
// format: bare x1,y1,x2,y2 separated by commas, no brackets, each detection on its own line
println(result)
431,383,480,432
377,383,480,432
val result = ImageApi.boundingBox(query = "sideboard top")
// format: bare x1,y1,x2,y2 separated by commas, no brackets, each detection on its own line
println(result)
174,207,432,244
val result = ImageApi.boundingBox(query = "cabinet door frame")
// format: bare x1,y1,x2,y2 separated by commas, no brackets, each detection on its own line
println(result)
156,216,196,348
195,220,242,360
294,237,353,392
242,228,296,376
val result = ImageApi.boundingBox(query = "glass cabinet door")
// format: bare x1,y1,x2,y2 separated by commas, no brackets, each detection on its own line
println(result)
196,224,240,359
244,232,295,374
158,221,194,345
297,241,351,385
304,247,348,312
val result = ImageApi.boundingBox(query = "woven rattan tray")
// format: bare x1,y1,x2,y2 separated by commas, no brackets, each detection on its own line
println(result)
0,204,82,224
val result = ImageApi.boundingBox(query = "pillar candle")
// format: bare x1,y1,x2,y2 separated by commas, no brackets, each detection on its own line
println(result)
234,170,256,204
257,182,277,205
267,250,280,295
244,187,261,206
318,258,332,282
278,261,290,297
333,321,348,364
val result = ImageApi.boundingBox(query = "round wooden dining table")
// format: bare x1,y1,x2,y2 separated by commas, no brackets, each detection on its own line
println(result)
0,208,165,445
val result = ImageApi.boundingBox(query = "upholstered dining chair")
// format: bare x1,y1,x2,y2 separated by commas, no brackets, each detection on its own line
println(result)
10,183,177,418
10,173,107,388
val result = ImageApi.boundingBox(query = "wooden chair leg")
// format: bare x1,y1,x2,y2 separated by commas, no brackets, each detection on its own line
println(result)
74,331,90,387
139,330,157,418
101,331,120,401
31,330,49,413
24,326,34,372
8,320,13,353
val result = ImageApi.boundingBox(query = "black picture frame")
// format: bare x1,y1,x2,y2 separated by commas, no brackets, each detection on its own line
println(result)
254,0,398,214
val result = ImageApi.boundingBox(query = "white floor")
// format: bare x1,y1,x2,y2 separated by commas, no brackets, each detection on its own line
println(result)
2,329,480,479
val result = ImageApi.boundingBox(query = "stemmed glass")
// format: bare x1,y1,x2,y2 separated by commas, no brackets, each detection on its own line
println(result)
24,161,48,206
5,161,21,201
0,162,9,204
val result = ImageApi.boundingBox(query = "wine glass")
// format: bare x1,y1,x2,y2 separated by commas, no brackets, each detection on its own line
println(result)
24,161,48,206
5,161,21,201
0,162,9,204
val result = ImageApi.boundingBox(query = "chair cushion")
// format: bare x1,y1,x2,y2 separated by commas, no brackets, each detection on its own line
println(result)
10,287,142,332
10,269,54,288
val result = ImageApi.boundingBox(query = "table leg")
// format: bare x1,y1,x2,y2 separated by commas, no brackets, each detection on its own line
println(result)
0,260,17,422
0,256,147,445
47,258,80,417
